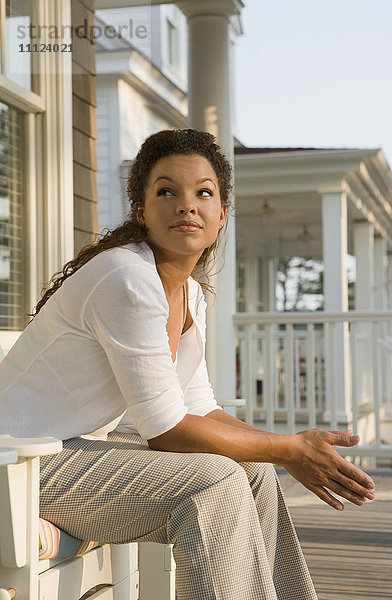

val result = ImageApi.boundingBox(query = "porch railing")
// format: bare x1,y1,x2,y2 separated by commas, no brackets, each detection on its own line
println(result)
233,310,392,461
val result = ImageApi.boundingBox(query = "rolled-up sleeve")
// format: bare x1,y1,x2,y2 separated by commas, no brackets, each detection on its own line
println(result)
82,263,188,440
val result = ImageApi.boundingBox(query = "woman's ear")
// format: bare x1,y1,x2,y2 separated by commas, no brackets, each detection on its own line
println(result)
219,205,227,228
136,205,145,225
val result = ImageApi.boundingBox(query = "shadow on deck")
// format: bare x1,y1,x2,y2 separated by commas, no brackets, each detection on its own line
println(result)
277,469,392,600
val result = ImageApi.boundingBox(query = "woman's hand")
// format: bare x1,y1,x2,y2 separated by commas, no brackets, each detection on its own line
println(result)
282,428,376,511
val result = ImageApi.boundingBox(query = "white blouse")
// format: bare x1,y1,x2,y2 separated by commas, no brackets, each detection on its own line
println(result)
0,241,222,441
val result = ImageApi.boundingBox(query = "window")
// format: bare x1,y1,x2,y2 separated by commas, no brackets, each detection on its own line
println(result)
5,0,34,90
0,0,43,344
0,0,73,352
163,4,181,71
160,4,187,87
0,102,26,330
166,18,178,68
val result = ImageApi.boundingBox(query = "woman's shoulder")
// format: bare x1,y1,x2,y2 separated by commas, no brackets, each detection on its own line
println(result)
83,241,156,280
62,242,161,306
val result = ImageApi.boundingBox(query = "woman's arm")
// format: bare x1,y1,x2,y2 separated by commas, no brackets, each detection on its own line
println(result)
148,412,375,511
205,408,268,431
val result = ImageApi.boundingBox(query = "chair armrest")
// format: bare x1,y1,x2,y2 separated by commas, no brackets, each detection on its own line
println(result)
0,449,18,467
218,398,246,407
0,438,61,568
0,437,63,458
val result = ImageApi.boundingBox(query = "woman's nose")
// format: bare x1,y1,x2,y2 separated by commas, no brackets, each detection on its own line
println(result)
176,194,197,214
178,206,196,214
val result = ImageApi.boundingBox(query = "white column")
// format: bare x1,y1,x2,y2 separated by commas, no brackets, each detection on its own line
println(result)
177,0,243,408
353,221,374,405
246,253,259,312
388,254,392,310
374,237,387,309
322,191,350,422
387,255,392,342
353,222,374,309
374,239,388,406
268,258,276,311
260,257,276,312
322,193,349,312
177,0,242,155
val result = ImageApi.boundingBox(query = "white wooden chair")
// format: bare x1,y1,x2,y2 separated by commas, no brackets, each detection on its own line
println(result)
0,400,245,600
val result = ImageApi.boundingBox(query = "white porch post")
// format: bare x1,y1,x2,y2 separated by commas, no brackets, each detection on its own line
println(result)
388,254,392,310
353,222,375,309
387,255,392,342
177,0,243,408
322,191,351,423
264,257,276,312
353,221,375,404
245,248,259,312
374,236,387,309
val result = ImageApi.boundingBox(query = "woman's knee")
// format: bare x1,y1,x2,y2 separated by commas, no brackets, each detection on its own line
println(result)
188,452,249,493
239,461,278,488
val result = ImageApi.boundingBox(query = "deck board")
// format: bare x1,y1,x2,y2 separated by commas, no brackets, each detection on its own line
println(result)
277,469,392,600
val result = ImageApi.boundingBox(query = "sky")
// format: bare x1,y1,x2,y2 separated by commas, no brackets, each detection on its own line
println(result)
235,0,392,166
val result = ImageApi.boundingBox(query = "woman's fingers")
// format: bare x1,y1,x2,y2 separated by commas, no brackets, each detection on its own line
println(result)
325,430,376,491
327,430,360,447
325,478,374,506
307,484,344,511
334,467,376,497
327,429,352,436
312,479,374,510
336,457,375,489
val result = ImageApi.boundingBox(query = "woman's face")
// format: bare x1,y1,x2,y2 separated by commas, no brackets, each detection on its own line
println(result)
138,154,227,261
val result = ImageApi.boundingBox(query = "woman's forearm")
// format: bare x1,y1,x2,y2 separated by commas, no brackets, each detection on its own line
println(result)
147,412,292,464
204,408,265,433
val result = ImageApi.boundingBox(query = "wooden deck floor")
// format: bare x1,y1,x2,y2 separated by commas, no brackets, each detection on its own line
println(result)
277,469,392,600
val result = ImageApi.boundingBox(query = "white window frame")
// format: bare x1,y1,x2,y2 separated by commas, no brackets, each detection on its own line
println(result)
164,6,179,69
0,0,73,352
160,4,187,88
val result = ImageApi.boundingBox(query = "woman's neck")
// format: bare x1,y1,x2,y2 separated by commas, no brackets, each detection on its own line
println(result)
148,243,200,299
157,263,190,300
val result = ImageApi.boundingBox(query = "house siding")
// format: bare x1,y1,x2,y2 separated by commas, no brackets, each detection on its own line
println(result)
95,86,117,232
72,0,99,253
96,77,176,233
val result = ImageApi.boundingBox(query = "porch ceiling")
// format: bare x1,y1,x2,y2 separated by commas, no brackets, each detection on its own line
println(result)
235,191,323,257
234,148,392,257
96,0,163,7
96,0,244,9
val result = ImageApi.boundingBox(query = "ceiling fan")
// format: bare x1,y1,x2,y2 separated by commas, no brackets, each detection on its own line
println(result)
236,200,299,220
281,225,318,245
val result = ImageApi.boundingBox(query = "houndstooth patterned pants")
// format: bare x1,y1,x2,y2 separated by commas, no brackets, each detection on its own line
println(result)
39,431,318,600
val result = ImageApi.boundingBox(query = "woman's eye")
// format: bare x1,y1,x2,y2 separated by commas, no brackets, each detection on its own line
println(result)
157,187,212,197
157,188,174,196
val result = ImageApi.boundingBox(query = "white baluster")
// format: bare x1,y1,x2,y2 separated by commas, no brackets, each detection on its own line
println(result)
372,321,382,449
307,323,316,429
265,323,275,433
350,321,359,437
285,324,295,434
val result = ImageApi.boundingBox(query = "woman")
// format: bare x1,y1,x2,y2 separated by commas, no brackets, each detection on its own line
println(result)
0,129,375,600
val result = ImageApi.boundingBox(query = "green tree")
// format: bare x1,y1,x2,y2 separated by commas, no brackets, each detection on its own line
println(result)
276,256,324,311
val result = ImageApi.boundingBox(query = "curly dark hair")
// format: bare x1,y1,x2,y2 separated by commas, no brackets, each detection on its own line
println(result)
27,128,233,318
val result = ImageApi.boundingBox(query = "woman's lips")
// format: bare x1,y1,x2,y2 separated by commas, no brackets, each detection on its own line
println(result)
171,225,201,232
